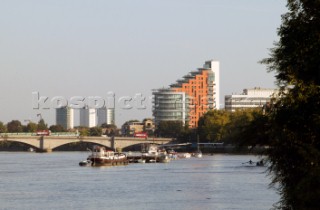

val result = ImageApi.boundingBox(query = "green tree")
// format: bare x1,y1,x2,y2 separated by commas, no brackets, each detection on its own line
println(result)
25,122,38,132
75,126,89,136
155,121,184,138
89,127,102,136
0,121,7,133
198,110,230,142
49,124,66,132
7,120,23,132
37,119,48,130
260,1,320,209
226,109,262,144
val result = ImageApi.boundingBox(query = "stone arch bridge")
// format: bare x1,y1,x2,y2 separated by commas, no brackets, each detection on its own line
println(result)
0,135,173,152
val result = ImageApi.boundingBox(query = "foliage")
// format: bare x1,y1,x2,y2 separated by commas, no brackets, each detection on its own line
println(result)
155,121,185,138
76,127,89,136
237,113,271,147
89,127,102,136
266,87,320,209
197,109,261,143
100,123,117,129
127,119,140,123
198,110,230,142
260,1,320,209
0,121,7,133
6,120,23,132
26,122,38,132
37,119,48,130
49,124,66,132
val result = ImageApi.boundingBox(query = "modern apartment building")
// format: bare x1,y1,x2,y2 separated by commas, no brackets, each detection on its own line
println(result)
97,107,115,126
106,108,115,125
225,87,278,112
56,107,74,130
153,88,188,126
80,107,97,128
153,60,220,128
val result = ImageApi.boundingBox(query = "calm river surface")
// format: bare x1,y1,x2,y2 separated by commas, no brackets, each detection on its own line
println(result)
0,152,279,210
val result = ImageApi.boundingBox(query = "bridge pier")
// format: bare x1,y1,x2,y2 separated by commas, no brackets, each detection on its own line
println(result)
38,136,52,153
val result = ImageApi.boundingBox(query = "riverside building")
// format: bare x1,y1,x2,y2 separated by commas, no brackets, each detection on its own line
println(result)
153,60,220,128
153,88,188,126
224,87,278,112
56,107,74,130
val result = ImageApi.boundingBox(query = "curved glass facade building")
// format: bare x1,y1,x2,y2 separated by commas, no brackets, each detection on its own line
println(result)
153,88,189,125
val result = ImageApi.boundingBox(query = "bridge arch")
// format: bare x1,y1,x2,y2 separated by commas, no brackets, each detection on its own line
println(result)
0,140,37,151
53,141,113,151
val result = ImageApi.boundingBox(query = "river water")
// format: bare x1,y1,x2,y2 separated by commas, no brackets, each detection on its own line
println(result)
0,152,279,210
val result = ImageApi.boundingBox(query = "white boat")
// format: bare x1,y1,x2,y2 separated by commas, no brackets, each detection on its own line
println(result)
193,151,202,158
137,159,146,163
158,154,171,163
178,153,191,159
79,160,92,166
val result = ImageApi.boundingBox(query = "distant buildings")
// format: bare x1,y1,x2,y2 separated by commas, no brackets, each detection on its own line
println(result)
106,108,115,125
225,87,278,112
55,106,115,129
56,107,74,130
97,107,115,126
80,107,97,128
153,60,220,128
121,119,155,136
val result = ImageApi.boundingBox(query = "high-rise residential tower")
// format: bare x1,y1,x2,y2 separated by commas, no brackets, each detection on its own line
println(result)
97,107,107,126
97,107,115,126
80,107,97,128
56,107,74,130
106,108,115,125
153,60,220,128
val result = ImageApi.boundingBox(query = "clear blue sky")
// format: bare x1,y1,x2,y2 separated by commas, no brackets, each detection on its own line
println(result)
0,0,287,127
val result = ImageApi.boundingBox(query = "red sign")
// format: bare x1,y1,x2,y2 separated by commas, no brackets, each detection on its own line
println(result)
134,132,148,138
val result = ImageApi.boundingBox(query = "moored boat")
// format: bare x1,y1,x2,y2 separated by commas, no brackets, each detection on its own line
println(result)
178,153,191,159
87,145,128,166
79,160,92,166
193,151,203,158
158,154,171,163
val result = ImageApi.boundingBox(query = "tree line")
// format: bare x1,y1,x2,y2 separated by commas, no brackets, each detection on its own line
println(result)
154,108,263,143
0,120,117,137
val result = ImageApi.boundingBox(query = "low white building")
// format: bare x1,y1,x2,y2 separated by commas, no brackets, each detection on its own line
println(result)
225,87,278,112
